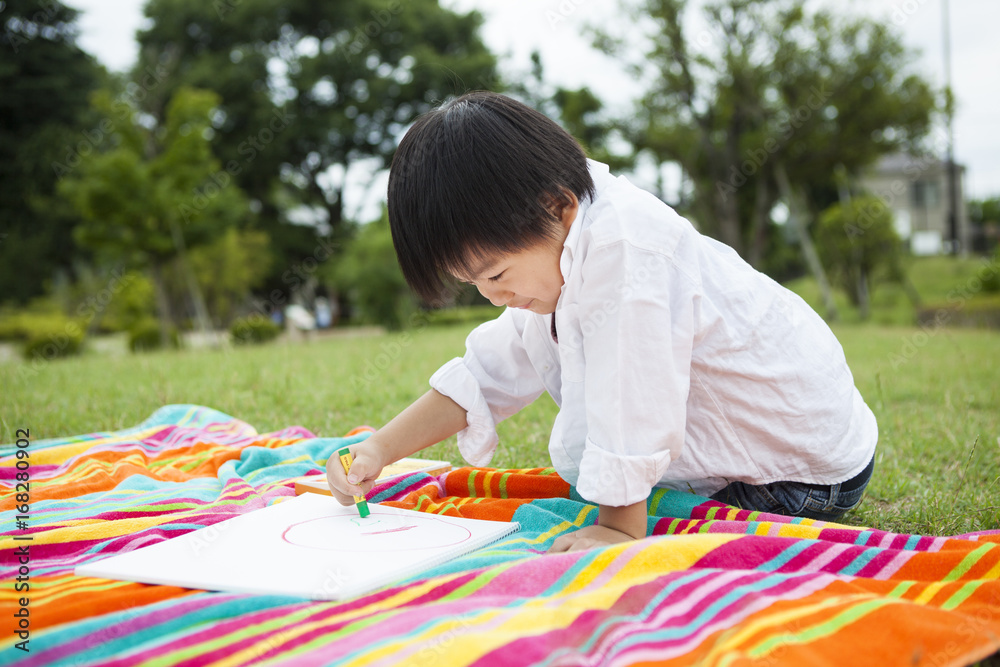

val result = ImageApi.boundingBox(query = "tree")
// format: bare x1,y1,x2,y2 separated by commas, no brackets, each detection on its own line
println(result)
597,0,937,275
132,0,498,298
185,227,273,327
969,197,1000,227
0,0,103,304
58,87,250,344
969,196,1000,255
328,211,415,330
500,51,632,174
814,196,903,319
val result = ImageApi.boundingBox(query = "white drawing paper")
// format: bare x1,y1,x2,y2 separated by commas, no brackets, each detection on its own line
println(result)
75,493,520,600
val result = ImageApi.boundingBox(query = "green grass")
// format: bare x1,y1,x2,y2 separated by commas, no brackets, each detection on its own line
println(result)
2,321,997,536
0,325,556,475
828,324,999,535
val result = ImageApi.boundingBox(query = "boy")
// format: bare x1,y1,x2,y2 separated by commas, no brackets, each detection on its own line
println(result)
327,92,877,552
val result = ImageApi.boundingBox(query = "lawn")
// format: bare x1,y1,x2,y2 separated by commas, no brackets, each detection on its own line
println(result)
784,253,1000,326
3,317,997,537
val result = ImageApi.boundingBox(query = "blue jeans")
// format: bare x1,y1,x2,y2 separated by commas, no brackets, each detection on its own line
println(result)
710,455,875,522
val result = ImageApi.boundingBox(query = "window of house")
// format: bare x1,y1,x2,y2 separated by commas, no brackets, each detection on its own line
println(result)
911,180,940,207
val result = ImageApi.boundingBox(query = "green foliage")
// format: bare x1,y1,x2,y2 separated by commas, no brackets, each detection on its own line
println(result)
0,315,24,342
549,86,633,174
128,319,180,353
968,197,1000,288
0,309,51,342
134,0,499,297
967,197,1000,226
756,227,807,284
916,296,1000,330
505,52,632,173
422,306,503,327
230,315,282,346
38,266,152,335
784,255,1000,328
911,253,1000,326
815,197,903,312
983,259,1000,293
60,87,249,264
0,269,154,351
0,304,83,344
330,213,416,331
186,228,273,327
98,271,157,333
22,327,84,361
979,244,1000,294
10,300,88,359
0,0,104,305
58,86,251,341
599,0,937,271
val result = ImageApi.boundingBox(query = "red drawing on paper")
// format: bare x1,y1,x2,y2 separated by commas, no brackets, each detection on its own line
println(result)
281,511,471,553
362,525,416,536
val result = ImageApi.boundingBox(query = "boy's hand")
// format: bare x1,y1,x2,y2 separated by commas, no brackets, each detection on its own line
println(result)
321,389,469,506
548,525,636,552
548,500,648,552
326,443,386,506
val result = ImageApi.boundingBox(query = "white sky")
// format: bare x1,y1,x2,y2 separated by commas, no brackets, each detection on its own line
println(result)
65,0,1000,200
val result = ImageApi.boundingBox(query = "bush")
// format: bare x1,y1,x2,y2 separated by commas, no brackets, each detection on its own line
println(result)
916,297,1000,330
982,249,1000,293
128,319,180,353
5,305,87,361
422,305,503,327
22,327,85,361
97,270,156,333
0,304,83,342
815,196,904,314
230,315,281,346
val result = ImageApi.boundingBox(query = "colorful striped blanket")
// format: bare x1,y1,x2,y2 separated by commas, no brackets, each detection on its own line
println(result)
2,405,998,666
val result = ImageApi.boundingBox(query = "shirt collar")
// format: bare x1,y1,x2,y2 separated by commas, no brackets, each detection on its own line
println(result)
559,160,613,280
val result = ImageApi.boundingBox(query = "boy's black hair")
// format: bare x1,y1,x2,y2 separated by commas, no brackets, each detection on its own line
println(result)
387,91,595,304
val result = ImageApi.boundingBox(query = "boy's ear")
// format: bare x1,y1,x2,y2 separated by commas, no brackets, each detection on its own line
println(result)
540,188,579,230
553,189,579,231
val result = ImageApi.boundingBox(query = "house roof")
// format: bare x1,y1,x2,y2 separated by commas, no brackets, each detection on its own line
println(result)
868,152,965,176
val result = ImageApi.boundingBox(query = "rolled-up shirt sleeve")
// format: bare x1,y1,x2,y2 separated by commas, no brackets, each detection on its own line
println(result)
574,241,695,507
429,309,546,466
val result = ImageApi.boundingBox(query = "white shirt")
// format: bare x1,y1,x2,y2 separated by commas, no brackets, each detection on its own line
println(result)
430,161,878,506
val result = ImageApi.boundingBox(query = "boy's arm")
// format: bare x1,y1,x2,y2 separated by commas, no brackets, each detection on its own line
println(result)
326,389,467,505
548,500,648,552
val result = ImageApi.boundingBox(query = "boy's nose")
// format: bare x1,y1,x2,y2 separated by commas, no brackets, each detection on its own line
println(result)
477,283,511,307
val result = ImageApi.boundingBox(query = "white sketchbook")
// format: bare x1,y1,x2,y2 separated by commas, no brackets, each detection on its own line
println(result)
75,494,520,600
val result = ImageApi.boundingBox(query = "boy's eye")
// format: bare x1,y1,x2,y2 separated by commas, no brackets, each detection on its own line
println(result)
487,271,505,283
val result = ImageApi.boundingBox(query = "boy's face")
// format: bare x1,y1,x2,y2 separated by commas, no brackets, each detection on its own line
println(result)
454,195,578,315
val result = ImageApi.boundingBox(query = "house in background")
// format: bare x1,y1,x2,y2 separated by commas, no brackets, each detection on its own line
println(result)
858,153,971,255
